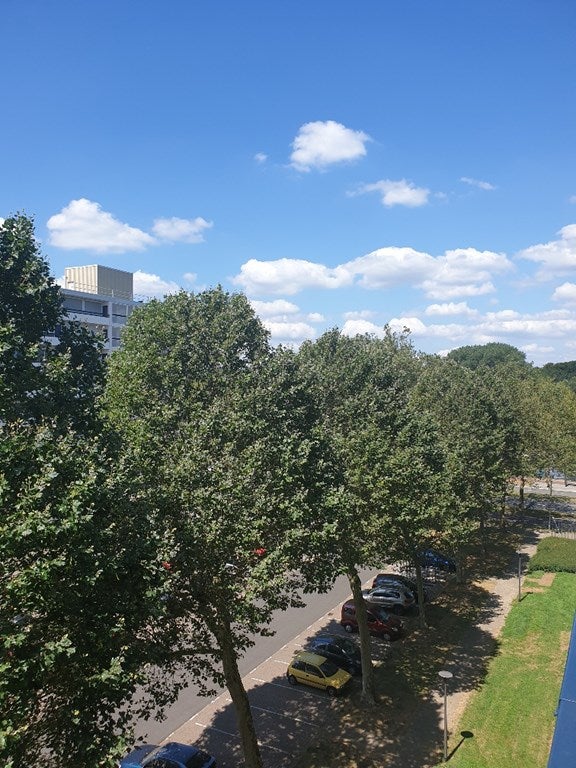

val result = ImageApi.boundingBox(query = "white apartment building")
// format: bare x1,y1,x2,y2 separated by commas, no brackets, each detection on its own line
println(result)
49,265,140,353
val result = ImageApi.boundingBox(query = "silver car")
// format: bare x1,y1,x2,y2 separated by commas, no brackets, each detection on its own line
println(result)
361,585,416,613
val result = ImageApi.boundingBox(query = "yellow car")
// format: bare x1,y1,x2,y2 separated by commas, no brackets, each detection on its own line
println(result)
287,651,352,696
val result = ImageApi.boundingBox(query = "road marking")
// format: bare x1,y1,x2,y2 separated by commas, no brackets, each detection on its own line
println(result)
251,704,319,728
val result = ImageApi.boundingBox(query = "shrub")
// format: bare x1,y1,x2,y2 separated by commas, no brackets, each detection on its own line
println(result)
528,537,576,573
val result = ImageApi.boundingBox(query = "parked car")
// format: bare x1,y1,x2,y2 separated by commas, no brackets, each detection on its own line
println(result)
371,573,429,603
340,599,403,640
361,585,416,613
119,741,216,768
305,633,362,675
417,549,456,573
287,650,352,696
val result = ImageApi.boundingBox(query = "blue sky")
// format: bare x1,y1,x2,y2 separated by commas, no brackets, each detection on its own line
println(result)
2,0,576,365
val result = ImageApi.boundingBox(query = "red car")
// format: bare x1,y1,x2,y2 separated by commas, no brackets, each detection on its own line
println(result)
340,599,403,641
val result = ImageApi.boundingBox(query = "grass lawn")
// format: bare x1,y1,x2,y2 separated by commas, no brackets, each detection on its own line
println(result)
448,570,576,768
291,533,576,768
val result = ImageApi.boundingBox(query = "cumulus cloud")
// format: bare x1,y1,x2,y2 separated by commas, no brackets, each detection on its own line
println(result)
553,282,576,304
47,199,212,253
250,298,300,318
152,216,212,243
133,270,181,299
290,120,370,172
47,199,155,253
345,247,435,289
234,245,511,301
460,176,496,191
425,301,478,317
307,312,325,322
517,224,576,278
341,319,386,338
421,248,511,300
254,152,268,164
350,179,430,208
234,258,353,295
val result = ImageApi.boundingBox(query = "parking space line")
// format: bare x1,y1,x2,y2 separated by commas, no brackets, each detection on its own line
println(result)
193,723,237,738
251,705,319,728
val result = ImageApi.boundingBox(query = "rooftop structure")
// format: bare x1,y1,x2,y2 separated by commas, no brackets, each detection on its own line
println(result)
47,265,140,354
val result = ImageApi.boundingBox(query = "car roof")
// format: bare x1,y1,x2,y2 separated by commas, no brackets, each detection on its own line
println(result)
292,650,326,665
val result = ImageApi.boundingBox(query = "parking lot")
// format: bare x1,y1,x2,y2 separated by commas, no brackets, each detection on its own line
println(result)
162,573,447,767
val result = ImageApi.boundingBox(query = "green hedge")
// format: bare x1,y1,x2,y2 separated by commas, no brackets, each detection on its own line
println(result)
528,536,576,573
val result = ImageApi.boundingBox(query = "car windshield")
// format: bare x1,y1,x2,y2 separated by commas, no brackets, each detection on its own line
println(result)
332,637,357,656
319,659,340,677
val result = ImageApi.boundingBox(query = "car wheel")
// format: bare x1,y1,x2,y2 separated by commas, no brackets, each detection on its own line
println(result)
327,686,337,697
288,675,298,686
343,623,354,633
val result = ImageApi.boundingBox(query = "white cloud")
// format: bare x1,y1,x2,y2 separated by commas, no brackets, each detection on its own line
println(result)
517,224,576,278
234,258,353,295
182,272,198,285
569,195,576,204
254,152,268,164
133,270,181,299
307,312,325,322
341,319,386,338
460,176,496,191
290,120,370,172
47,199,155,253
343,309,377,320
152,216,212,243
263,321,316,347
234,245,511,301
388,316,427,335
425,301,478,317
250,298,300,318
351,179,430,208
553,282,576,304
421,248,511,300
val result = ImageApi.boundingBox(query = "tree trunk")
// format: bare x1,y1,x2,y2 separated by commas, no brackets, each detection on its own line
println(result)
519,476,525,511
347,568,376,705
214,617,263,768
414,560,427,629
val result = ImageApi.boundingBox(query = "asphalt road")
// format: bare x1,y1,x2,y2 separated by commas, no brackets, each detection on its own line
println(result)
134,569,373,744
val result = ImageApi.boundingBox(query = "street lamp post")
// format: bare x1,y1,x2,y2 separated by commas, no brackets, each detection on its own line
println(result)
438,669,453,762
517,551,522,602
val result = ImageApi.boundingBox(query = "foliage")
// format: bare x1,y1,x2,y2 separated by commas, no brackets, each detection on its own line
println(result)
412,357,522,549
526,537,576,573
540,360,576,393
297,329,426,690
0,425,173,767
0,214,163,767
446,342,529,370
0,213,105,429
104,288,332,768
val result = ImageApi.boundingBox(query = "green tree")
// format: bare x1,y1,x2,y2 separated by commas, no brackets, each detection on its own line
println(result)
297,329,422,700
0,214,167,767
104,288,331,768
447,342,528,370
412,357,519,556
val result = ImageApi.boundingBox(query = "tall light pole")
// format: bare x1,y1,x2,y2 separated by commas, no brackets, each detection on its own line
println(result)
517,551,522,602
438,669,453,762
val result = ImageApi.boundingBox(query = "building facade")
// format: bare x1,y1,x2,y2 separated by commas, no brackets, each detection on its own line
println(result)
47,265,140,354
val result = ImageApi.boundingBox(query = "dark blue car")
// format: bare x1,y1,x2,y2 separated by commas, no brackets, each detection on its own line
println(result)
418,549,456,573
120,741,216,768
